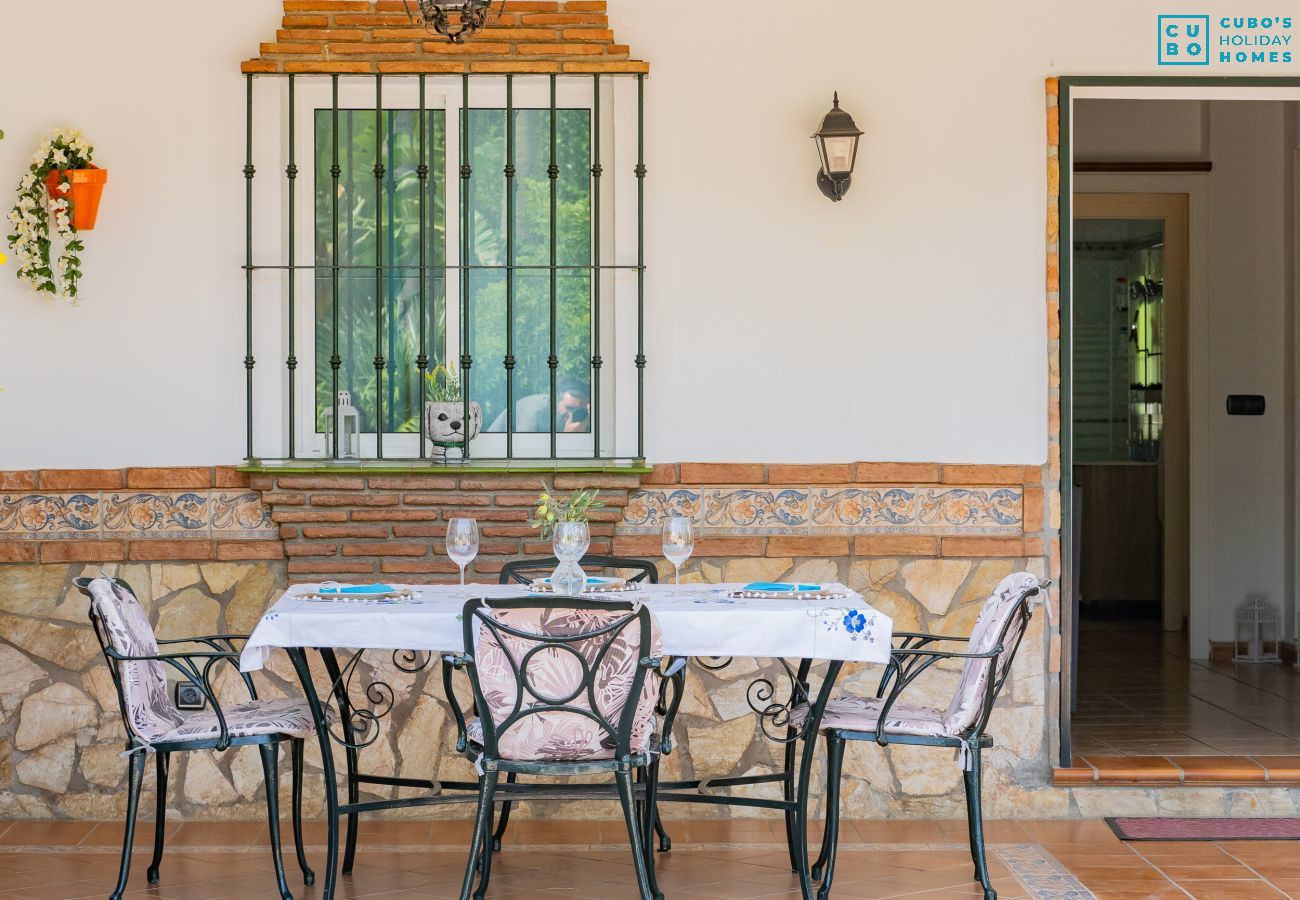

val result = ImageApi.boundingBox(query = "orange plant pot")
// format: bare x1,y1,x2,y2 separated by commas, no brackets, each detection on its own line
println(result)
44,165,108,231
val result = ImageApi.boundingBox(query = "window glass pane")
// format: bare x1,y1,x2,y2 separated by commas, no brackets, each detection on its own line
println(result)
471,108,592,434
314,109,447,435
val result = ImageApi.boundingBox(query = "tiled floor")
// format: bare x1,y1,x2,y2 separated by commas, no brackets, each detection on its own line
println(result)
2,817,1300,899
1074,621,1300,757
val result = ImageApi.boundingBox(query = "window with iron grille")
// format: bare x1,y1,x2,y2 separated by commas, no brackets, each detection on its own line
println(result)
243,73,647,464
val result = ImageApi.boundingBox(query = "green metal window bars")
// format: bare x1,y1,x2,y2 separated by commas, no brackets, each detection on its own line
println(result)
242,71,648,466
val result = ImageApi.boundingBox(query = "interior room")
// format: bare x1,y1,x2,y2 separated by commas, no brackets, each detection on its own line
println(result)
1070,96,1300,759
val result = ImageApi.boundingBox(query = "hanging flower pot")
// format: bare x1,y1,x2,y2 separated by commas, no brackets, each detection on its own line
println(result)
8,128,98,302
44,165,107,231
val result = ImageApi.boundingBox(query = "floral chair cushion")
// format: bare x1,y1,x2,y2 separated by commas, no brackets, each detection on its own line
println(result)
88,577,317,747
161,697,317,743
789,696,949,738
472,606,663,762
87,578,185,743
792,572,1040,741
941,571,1040,736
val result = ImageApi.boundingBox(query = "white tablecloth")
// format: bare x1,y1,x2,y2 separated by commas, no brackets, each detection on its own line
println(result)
239,582,892,672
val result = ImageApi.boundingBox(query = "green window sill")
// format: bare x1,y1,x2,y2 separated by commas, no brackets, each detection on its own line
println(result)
239,458,651,476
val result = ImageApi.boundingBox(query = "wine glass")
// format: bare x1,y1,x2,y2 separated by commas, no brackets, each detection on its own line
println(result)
662,517,694,594
445,518,479,594
551,521,590,596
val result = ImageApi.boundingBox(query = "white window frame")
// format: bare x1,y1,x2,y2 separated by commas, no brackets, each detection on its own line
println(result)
275,74,639,461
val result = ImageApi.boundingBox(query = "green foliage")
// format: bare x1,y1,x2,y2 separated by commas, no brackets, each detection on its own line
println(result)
424,361,463,404
6,128,93,301
312,106,593,437
528,482,605,540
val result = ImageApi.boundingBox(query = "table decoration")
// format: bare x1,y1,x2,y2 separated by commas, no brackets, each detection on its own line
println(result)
530,484,603,595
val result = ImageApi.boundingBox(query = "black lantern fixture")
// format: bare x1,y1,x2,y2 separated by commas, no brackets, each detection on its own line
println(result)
402,0,505,43
812,93,863,202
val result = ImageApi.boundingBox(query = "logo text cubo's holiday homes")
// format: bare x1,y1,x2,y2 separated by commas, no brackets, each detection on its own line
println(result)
1159,15,1294,66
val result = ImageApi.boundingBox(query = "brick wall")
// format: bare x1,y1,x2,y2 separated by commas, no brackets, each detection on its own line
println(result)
243,0,648,75
253,472,639,582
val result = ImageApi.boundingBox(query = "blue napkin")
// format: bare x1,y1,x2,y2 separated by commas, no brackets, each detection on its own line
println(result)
745,582,822,592
320,583,396,594
540,576,619,585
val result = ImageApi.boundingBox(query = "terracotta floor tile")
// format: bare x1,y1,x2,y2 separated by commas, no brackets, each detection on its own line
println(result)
0,818,1275,900
1250,755,1300,781
1167,755,1267,782
0,822,97,847
1176,880,1287,898
1080,755,1184,782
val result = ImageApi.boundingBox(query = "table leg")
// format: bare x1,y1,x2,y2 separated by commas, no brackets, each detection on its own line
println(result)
794,660,843,900
288,648,340,900
318,648,362,875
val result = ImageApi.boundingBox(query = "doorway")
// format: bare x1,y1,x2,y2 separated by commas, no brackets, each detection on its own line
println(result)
1073,194,1189,636
1059,83,1300,766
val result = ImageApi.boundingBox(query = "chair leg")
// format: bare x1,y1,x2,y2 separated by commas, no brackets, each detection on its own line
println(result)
964,747,996,900
782,739,799,872
641,764,665,900
615,768,656,900
110,751,146,900
649,757,671,851
146,752,168,884
814,735,845,900
259,743,294,900
491,771,517,851
636,759,671,852
459,770,499,900
474,796,497,900
291,739,315,886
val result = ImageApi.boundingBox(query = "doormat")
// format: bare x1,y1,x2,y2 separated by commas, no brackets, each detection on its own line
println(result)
1107,817,1300,841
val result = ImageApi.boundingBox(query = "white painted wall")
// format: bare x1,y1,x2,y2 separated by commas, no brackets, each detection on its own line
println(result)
1074,100,1208,161
1201,101,1293,648
3,2,1300,469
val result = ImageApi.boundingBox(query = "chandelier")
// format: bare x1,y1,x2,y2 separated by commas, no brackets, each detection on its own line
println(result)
402,0,505,43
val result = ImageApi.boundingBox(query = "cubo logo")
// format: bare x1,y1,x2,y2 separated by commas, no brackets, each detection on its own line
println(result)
1159,15,1211,64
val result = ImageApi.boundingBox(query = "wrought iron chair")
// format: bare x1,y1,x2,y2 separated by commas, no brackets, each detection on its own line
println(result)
495,554,673,852
498,553,659,587
75,577,316,900
792,572,1046,900
443,597,684,900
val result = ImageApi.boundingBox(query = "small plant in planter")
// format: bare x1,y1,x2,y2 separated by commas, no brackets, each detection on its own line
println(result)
5,128,106,302
528,484,606,540
422,362,482,459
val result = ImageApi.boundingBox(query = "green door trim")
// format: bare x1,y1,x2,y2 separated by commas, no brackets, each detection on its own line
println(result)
1055,75,1300,769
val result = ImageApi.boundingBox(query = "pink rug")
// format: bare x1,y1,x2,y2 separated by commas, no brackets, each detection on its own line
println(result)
1107,817,1300,841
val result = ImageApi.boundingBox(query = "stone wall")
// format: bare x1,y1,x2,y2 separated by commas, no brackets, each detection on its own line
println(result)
0,459,1070,821
2,555,1064,822
1,554,1295,822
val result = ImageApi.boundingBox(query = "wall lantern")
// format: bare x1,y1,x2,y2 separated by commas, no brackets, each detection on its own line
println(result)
812,93,863,202
402,0,505,43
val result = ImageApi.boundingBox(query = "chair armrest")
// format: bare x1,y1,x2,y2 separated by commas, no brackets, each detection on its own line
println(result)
441,654,471,753
650,656,687,755
871,642,1006,746
156,634,249,649
892,631,971,646
104,647,245,750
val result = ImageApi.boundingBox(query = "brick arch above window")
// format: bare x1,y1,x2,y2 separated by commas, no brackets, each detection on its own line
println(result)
242,0,649,75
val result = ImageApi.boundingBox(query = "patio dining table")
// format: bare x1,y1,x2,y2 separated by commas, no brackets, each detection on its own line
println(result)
239,581,892,899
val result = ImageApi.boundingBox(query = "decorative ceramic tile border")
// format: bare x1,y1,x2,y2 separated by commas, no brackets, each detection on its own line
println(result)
996,844,1094,899
0,491,274,541
620,485,1024,536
